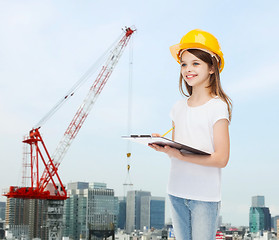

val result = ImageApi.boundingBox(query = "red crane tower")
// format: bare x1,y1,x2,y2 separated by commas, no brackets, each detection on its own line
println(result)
3,26,135,239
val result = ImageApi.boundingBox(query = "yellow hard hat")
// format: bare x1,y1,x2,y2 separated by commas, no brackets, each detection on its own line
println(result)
170,29,224,72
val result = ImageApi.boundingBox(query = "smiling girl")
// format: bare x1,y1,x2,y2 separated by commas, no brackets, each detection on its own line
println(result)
149,29,232,240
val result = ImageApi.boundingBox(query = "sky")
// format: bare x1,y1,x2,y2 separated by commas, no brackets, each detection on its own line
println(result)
0,0,279,227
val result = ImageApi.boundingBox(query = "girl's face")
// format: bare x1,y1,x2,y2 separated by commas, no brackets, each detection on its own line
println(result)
180,50,213,89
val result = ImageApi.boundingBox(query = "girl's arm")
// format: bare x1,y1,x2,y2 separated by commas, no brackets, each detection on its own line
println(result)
149,119,230,168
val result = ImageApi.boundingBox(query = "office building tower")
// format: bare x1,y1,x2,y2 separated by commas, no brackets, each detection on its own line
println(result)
252,196,265,207
117,197,126,229
68,181,89,190
126,190,150,232
126,190,165,233
150,197,165,229
63,182,118,240
249,196,271,233
0,202,5,220
5,198,49,240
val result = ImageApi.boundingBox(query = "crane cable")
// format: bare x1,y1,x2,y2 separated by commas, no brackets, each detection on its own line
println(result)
124,33,134,188
34,33,123,129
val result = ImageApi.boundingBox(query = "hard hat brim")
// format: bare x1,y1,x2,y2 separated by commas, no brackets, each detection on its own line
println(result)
169,42,224,72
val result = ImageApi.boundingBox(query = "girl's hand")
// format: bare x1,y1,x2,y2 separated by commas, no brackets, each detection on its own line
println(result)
148,143,182,159
151,133,161,137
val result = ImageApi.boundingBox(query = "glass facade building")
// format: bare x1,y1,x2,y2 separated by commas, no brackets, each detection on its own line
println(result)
125,190,165,233
150,197,165,229
126,190,151,233
63,182,118,240
250,207,265,233
117,197,126,229
249,207,271,232
249,196,271,233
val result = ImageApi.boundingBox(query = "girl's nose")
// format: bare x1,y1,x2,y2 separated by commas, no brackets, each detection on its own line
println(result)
185,66,192,72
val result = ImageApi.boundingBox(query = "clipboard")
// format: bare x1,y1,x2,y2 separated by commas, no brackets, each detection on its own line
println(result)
122,135,210,155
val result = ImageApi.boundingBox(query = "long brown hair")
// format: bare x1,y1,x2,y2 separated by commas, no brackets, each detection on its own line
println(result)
179,49,232,121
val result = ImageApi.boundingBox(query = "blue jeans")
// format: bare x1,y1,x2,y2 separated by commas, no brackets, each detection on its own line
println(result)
169,194,220,240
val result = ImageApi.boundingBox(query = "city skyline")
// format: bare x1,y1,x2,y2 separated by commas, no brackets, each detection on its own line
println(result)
1,0,279,227
2,183,278,229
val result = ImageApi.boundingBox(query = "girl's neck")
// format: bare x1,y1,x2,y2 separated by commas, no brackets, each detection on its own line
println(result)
188,87,214,106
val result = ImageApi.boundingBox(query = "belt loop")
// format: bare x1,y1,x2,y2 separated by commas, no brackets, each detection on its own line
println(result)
184,198,189,207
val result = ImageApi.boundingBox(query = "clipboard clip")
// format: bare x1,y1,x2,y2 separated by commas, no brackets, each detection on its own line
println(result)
130,135,152,138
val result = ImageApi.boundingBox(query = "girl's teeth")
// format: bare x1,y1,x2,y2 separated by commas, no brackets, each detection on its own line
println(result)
187,75,195,78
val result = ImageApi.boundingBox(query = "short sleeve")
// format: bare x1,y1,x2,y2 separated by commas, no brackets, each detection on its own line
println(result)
170,105,175,121
211,100,230,125
170,99,184,121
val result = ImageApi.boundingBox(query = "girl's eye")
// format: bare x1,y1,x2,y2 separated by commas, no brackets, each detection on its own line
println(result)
193,62,200,66
181,63,186,67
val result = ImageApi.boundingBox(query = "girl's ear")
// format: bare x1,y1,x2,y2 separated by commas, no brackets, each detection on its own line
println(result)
209,66,214,75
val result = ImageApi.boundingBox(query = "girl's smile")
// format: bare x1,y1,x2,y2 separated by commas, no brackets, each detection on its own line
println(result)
185,74,198,80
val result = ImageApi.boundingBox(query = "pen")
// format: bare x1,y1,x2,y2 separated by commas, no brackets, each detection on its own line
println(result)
161,127,175,137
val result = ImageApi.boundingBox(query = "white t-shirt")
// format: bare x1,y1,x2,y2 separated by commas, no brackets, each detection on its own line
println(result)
168,97,229,202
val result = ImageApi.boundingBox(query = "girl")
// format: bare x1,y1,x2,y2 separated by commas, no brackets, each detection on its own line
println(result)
149,29,232,240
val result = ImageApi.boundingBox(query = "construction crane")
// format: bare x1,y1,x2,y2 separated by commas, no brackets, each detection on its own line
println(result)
3,27,135,240
4,26,135,201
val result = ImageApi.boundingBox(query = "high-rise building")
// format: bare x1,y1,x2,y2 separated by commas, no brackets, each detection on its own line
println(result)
117,197,126,229
150,197,165,229
125,190,165,233
126,190,150,233
63,182,118,240
249,196,271,233
5,198,49,240
0,202,6,220
252,196,265,207
68,181,89,190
